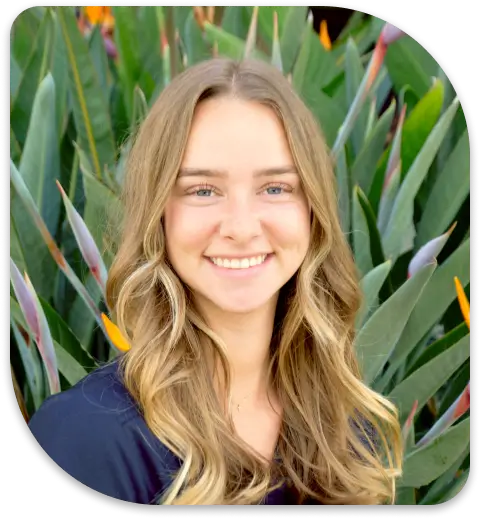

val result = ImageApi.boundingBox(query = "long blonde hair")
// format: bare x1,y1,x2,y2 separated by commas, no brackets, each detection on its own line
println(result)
106,58,402,505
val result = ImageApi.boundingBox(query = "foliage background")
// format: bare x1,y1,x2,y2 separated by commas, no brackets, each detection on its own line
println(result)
9,6,470,505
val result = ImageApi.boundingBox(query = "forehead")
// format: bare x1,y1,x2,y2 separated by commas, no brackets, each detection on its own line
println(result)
180,97,295,173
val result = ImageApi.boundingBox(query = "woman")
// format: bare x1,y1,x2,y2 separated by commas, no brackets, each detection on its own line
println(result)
29,58,402,505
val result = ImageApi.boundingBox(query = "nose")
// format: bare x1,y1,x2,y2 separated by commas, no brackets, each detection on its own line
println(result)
218,195,262,243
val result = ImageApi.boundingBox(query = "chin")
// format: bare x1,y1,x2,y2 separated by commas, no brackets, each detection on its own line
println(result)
203,290,278,315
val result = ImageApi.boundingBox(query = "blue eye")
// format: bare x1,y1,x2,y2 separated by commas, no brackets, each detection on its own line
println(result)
196,188,213,197
266,186,284,195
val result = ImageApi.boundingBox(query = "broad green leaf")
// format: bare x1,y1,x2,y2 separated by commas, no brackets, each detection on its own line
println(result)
10,9,55,148
11,295,97,372
10,163,57,300
437,360,470,417
57,7,116,179
437,469,469,504
254,6,307,74
369,79,444,214
385,34,439,99
51,12,69,138
78,149,122,267
113,6,142,119
356,260,392,330
355,262,436,385
138,6,163,100
356,186,385,268
352,186,372,277
11,7,46,70
68,272,101,349
292,15,337,94
395,487,416,505
406,323,469,377
334,146,349,235
305,89,345,148
53,340,88,387
345,38,369,156
351,99,396,195
19,73,60,236
11,319,45,409
184,10,211,65
203,21,265,61
88,25,110,106
419,446,469,504
10,216,27,275
383,238,469,378
382,96,460,260
416,131,469,247
221,6,250,40
10,54,21,98
388,334,469,420
399,417,469,487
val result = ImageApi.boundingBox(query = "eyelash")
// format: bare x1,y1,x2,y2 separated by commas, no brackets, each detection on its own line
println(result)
185,182,294,197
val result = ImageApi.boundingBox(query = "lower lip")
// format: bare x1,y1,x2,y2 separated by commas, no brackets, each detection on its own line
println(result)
206,254,274,278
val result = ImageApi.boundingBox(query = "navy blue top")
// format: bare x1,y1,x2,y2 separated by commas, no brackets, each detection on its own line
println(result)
28,361,301,505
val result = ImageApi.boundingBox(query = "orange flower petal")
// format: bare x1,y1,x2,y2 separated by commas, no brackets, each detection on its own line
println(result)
454,277,470,329
319,20,332,51
101,313,131,351
85,6,103,25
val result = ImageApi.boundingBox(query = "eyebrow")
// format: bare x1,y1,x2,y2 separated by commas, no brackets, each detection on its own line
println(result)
177,166,298,179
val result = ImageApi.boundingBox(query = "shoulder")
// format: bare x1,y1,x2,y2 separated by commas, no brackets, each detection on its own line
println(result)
28,360,180,504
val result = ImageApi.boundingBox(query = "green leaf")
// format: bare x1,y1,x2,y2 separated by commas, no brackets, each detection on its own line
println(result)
381,238,469,380
11,318,45,409
40,296,97,371
88,25,110,106
221,6,250,40
292,15,337,93
399,417,469,488
395,487,416,505
334,147,350,235
355,262,436,385
10,165,57,300
382,96,460,260
416,130,469,247
78,148,122,267
184,10,211,65
356,186,385,268
352,186,372,277
356,260,392,330
203,21,265,61
10,54,21,98
419,446,469,504
53,340,88,387
437,469,469,504
51,12,69,138
57,7,116,179
406,323,469,377
113,6,142,119
437,360,470,417
11,9,55,148
369,79,444,214
388,334,469,421
385,35,439,99
19,73,60,236
351,99,396,195
345,38,369,156
11,7,45,70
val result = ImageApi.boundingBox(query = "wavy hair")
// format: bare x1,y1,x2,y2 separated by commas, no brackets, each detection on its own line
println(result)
106,58,403,505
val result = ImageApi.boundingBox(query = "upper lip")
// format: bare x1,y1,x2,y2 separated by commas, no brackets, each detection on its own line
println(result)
206,253,272,259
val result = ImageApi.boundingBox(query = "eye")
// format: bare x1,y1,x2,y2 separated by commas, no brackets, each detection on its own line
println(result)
186,183,218,197
262,183,293,196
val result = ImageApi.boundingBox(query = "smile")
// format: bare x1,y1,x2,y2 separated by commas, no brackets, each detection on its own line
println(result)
208,254,268,269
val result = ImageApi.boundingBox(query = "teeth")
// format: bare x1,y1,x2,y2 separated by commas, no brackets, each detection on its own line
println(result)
210,254,268,269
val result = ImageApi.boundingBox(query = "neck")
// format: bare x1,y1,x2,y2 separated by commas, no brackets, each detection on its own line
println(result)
195,294,279,408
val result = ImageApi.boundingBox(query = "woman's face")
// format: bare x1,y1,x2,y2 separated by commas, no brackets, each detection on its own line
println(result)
164,97,311,314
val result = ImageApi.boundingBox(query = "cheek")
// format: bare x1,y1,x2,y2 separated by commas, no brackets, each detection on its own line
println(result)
164,202,214,256
268,204,311,249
